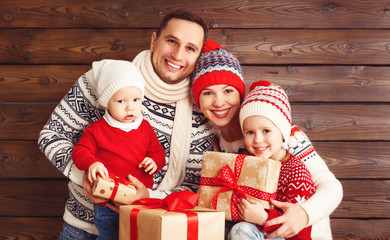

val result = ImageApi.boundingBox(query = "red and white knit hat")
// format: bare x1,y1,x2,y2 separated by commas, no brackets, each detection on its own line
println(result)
191,40,245,106
239,81,292,143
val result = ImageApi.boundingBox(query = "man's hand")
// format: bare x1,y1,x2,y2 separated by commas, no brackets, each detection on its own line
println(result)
106,174,150,213
82,173,106,204
264,199,309,238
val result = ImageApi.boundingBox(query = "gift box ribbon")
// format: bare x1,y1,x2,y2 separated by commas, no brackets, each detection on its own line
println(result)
129,190,199,240
200,154,277,221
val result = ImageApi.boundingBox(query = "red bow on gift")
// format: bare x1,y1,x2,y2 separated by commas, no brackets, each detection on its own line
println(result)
200,154,277,221
130,190,199,240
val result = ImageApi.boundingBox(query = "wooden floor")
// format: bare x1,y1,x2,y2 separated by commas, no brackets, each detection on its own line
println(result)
1,0,390,239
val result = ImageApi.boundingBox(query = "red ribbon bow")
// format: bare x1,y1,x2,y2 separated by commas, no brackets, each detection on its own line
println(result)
200,154,277,221
130,190,199,240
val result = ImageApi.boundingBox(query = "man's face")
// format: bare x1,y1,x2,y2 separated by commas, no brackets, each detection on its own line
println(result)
150,18,204,84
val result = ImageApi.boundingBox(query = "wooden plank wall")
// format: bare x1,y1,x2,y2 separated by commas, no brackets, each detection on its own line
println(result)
1,0,390,239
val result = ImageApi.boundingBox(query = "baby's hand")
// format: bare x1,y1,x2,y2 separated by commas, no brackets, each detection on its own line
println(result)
88,162,108,183
139,157,158,175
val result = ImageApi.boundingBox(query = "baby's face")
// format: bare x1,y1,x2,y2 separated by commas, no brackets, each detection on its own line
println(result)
242,115,284,160
107,86,143,123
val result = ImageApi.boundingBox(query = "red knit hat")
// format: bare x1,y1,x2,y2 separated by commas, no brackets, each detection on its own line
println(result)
191,40,245,106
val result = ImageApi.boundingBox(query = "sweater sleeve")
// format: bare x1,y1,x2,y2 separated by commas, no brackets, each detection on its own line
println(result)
72,124,100,172
288,126,343,226
145,121,166,171
37,71,104,186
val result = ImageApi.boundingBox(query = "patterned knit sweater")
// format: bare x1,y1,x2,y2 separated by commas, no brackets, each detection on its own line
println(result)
38,72,215,235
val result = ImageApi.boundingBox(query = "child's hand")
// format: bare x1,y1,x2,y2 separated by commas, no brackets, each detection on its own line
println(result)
237,198,269,226
88,162,108,183
139,157,158,175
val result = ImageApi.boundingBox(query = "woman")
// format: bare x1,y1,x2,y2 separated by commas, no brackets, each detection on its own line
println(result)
191,40,343,239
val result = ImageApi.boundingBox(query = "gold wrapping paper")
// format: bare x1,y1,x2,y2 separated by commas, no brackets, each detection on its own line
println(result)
119,205,225,240
198,151,281,220
92,176,136,205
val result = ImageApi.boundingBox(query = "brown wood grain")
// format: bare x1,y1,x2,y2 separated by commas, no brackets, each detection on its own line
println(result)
0,179,388,219
0,179,68,217
2,0,390,29
2,29,390,64
0,141,65,179
1,140,389,180
2,65,390,103
0,217,388,239
0,217,63,239
0,65,90,102
1,103,388,141
331,219,390,239
314,142,390,179
332,180,390,218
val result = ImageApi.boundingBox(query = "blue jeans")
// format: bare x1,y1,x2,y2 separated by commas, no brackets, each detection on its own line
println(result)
94,204,119,240
228,222,285,240
60,222,98,240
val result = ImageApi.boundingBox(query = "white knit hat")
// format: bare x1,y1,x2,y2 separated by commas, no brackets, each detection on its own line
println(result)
239,81,292,144
92,59,145,108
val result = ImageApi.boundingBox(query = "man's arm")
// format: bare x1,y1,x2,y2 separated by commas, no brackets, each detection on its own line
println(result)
37,73,104,186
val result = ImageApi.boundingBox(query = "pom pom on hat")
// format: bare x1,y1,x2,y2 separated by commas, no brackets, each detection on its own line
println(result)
192,40,245,106
239,80,292,143
92,59,145,108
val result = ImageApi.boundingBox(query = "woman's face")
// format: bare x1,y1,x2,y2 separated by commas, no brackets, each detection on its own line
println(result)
199,84,241,129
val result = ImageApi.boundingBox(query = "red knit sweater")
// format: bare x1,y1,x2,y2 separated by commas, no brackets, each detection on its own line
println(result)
262,155,316,239
73,118,166,188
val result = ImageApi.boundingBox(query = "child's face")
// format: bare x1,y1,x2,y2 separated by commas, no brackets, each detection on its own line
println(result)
243,115,284,160
107,86,143,123
199,84,241,129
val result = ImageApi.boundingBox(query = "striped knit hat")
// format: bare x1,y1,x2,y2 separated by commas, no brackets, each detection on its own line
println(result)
191,40,245,106
239,81,292,143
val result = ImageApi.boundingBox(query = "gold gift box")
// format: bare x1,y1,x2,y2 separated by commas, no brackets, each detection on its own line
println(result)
198,151,281,220
119,205,225,240
92,176,136,205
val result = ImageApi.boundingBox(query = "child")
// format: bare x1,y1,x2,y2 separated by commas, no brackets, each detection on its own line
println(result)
72,59,166,239
229,81,331,239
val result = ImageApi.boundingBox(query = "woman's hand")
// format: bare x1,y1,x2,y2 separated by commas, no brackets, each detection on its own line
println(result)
264,199,309,238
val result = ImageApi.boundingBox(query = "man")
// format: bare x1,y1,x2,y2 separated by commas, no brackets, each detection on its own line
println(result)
38,10,214,239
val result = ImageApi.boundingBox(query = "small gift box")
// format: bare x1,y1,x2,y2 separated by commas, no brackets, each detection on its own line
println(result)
92,175,136,205
198,151,281,221
119,190,225,240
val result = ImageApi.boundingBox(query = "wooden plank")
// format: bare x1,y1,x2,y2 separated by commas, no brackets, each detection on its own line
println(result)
2,29,390,64
243,65,390,103
0,179,68,217
0,217,63,239
0,217,389,240
0,179,388,219
0,141,65,179
1,140,389,180
2,0,390,29
331,219,390,239
1,140,390,179
291,104,390,141
0,65,90,102
314,142,390,179
332,180,390,218
3,65,390,103
1,103,388,141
